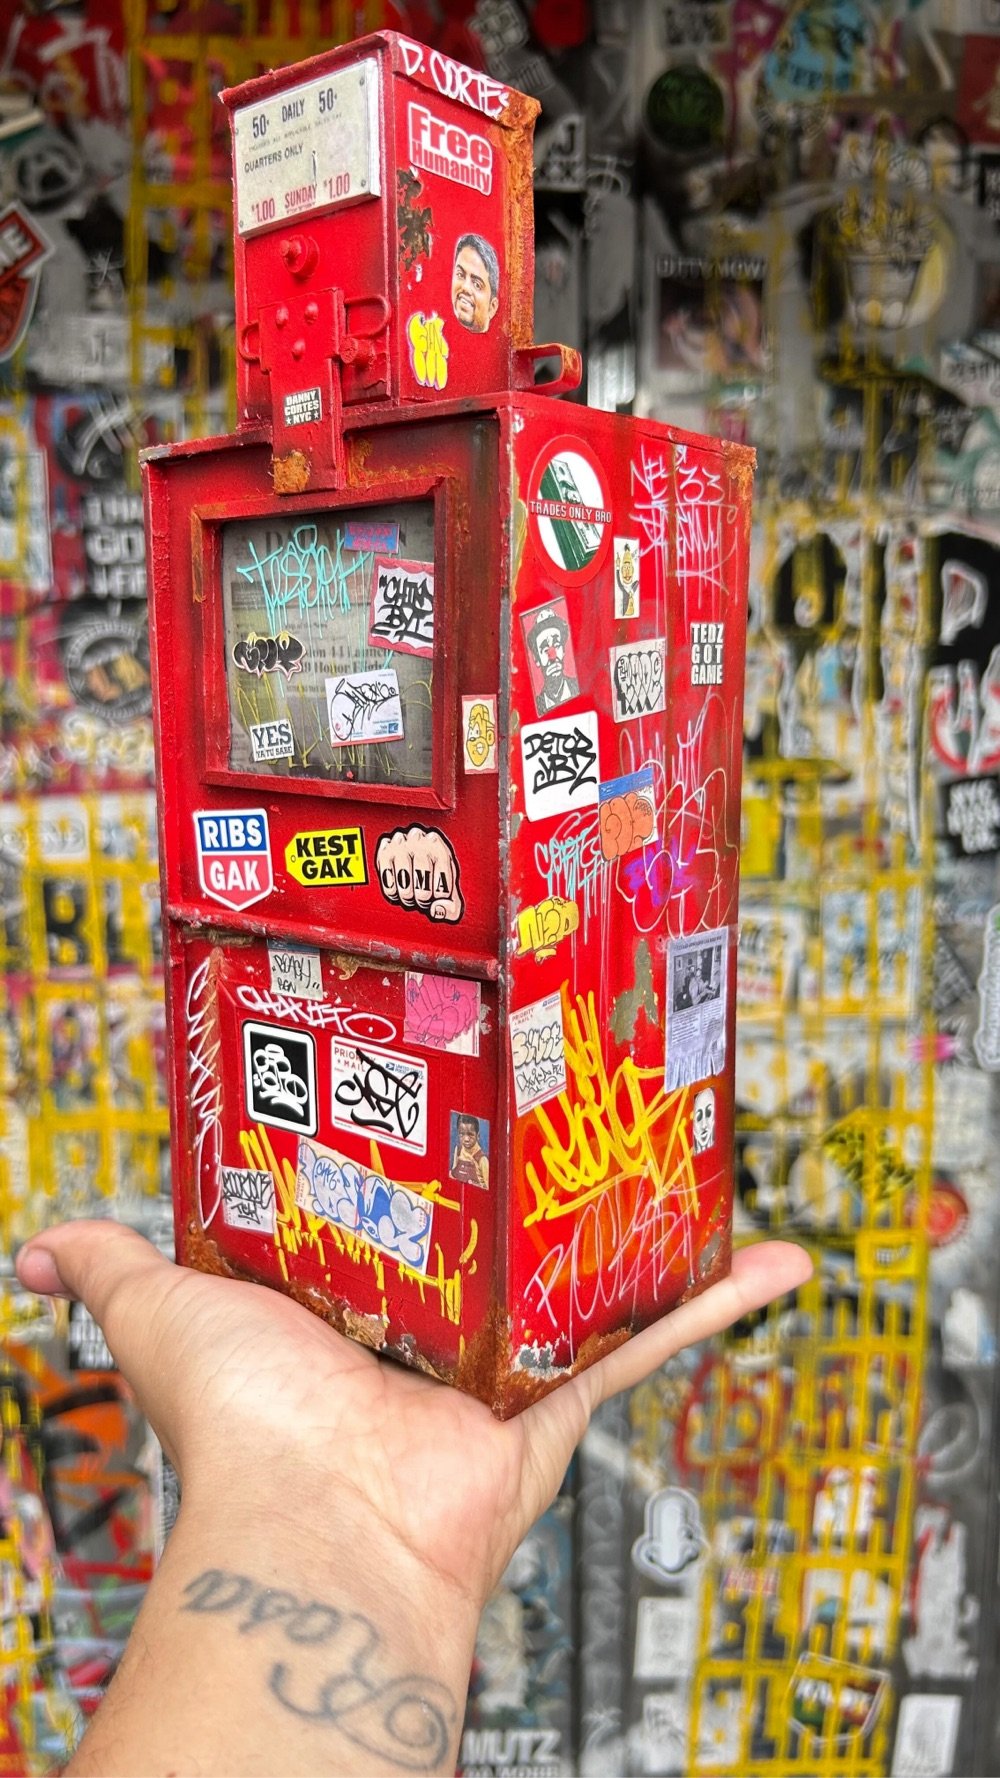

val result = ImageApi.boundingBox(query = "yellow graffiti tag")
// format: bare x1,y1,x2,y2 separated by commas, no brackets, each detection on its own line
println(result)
239,1125,475,1325
523,990,698,1225
407,311,449,389
515,895,580,961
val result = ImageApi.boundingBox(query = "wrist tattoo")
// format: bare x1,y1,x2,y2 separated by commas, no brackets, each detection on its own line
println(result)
181,1567,456,1771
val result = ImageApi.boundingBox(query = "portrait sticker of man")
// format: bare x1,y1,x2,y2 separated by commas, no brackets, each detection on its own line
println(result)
452,232,500,334
449,1112,490,1189
521,598,580,716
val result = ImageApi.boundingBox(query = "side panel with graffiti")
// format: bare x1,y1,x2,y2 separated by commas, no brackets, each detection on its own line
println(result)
504,401,752,1380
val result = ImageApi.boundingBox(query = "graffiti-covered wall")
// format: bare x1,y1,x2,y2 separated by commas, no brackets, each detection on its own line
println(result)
2,2,1000,1774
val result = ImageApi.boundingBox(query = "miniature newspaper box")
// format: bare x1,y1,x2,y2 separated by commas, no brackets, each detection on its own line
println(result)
141,30,754,1416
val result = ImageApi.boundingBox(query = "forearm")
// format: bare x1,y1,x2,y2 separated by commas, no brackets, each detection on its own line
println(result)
65,1494,482,1777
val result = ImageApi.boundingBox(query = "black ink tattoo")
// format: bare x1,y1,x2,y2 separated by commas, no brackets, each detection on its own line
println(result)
182,1569,455,1770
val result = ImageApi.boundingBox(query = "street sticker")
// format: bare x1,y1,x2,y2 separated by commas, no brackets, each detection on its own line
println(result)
890,1694,961,1778
526,436,612,584
221,1166,276,1235
462,695,498,773
510,991,566,1114
194,809,273,911
520,708,600,823
249,717,294,763
448,1111,490,1188
614,535,641,617
282,387,322,428
974,902,1000,1068
520,597,581,717
330,1040,428,1154
285,827,368,886
634,1597,697,1682
326,669,404,746
369,556,435,657
666,926,729,1090
404,971,480,1055
234,60,381,236
611,638,666,721
690,621,725,686
242,1022,317,1135
598,764,657,860
0,204,52,361
296,1135,434,1272
268,945,324,1000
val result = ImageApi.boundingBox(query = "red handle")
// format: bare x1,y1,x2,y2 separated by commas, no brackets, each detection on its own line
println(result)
515,341,583,397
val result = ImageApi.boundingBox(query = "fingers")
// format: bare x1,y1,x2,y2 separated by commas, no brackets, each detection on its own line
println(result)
375,833,400,903
375,826,464,924
585,1240,813,1409
16,1219,179,1381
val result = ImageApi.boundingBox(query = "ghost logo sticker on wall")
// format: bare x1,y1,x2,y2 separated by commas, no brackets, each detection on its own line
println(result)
633,1488,707,1580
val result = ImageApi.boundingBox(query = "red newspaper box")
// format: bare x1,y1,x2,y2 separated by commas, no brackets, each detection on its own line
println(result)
142,30,754,1416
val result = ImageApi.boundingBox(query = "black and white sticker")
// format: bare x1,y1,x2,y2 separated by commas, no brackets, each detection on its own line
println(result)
283,387,322,427
243,1022,317,1134
249,717,294,762
221,1165,276,1234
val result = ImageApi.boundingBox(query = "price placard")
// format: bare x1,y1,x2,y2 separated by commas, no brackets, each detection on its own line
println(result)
233,59,380,236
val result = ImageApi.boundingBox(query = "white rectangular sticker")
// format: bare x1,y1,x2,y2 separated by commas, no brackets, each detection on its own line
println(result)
510,991,566,1115
611,638,666,721
268,945,324,1000
666,926,729,1090
249,717,294,762
296,1135,434,1273
234,59,381,236
891,1694,962,1777
368,556,435,657
283,387,322,427
330,1039,428,1154
520,708,600,823
634,1597,697,1682
326,669,403,746
221,1166,276,1235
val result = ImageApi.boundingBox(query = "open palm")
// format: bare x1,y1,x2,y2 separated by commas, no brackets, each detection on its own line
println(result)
17,1221,811,1607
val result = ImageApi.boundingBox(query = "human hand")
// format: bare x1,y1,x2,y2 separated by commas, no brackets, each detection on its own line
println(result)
15,1224,810,1776
16,1222,809,1609
375,824,465,923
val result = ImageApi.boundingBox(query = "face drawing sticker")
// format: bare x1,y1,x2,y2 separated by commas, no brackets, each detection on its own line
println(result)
451,232,499,332
693,1086,716,1153
614,536,640,618
521,599,580,716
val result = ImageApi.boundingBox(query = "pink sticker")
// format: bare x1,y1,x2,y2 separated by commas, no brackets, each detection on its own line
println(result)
404,971,480,1055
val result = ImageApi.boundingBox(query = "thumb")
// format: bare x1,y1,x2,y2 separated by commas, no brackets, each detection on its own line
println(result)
16,1219,179,1384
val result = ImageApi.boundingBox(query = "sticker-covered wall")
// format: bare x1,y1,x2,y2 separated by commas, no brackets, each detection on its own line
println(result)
2,2,999,1774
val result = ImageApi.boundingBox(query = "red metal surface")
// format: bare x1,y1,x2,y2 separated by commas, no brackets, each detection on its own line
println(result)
142,30,753,1416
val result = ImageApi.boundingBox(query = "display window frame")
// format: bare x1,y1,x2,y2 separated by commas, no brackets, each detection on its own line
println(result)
192,473,458,812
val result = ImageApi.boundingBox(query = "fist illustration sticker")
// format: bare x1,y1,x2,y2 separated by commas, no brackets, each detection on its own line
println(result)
375,825,464,923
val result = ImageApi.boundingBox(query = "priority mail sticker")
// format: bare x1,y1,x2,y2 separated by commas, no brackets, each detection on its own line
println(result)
330,1040,428,1154
194,809,273,911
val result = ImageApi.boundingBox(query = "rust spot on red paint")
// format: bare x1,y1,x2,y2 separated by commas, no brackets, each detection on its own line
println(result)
272,449,310,494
